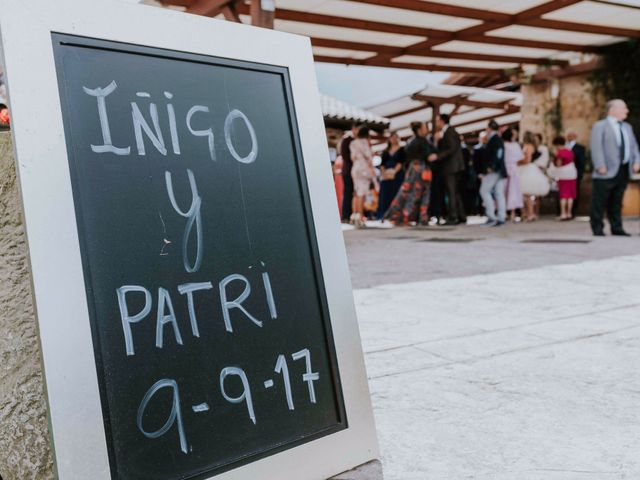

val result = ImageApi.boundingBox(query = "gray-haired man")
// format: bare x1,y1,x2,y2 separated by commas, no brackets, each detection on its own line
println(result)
590,99,640,236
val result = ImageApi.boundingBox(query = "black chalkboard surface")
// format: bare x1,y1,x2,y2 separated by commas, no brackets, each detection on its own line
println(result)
52,34,346,480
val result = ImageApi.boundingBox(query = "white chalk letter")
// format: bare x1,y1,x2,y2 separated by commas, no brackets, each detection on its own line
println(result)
220,367,256,424
262,271,277,320
219,274,263,332
186,105,215,161
165,92,181,155
137,379,188,454
165,169,203,273
275,354,294,410
292,349,319,404
131,97,167,155
177,282,213,337
117,285,152,356
156,287,183,349
83,81,131,155
224,109,258,164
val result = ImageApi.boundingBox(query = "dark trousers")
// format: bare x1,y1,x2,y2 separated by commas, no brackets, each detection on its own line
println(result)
590,166,629,234
341,171,353,220
444,172,466,222
572,175,583,217
428,172,446,219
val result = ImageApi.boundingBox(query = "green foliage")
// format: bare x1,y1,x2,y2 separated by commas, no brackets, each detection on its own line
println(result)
589,40,640,136
544,97,563,136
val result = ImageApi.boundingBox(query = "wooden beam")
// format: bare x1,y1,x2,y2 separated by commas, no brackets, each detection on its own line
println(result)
530,59,602,82
412,93,515,110
250,0,275,29
347,0,512,23
387,103,431,119
349,0,635,38
310,38,569,66
514,0,583,20
520,18,640,38
185,0,232,16
463,34,601,53
269,8,600,52
312,55,508,74
270,8,447,38
452,109,519,129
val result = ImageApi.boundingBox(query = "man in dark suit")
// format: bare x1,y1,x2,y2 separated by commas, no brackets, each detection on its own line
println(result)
339,124,359,222
590,99,640,236
566,131,586,217
429,114,466,224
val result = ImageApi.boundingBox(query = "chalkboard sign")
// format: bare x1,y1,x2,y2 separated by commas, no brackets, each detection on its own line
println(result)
52,34,346,479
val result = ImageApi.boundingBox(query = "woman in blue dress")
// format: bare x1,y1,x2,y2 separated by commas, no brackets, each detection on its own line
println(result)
377,132,405,220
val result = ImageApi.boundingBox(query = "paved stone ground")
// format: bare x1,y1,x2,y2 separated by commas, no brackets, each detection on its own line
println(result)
345,217,640,289
344,218,640,480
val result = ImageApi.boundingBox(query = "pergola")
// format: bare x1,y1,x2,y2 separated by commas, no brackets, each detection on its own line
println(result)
369,83,522,143
154,0,640,76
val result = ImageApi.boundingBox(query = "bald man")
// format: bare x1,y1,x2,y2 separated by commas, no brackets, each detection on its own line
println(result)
590,99,640,236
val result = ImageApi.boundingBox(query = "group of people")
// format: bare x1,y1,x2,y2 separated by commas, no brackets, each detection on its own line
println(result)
335,98,640,236
478,123,585,225
337,114,469,228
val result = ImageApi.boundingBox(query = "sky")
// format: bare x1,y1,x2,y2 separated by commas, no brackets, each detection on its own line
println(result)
314,63,448,109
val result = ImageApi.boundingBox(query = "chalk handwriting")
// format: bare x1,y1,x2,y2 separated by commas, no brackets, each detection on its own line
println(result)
132,95,167,155
220,367,256,424
117,285,152,356
137,379,188,454
219,273,263,332
83,81,131,155
165,169,203,273
186,105,216,161
275,354,294,410
292,349,319,404
224,109,257,164
164,92,181,155
156,287,184,349
177,282,213,338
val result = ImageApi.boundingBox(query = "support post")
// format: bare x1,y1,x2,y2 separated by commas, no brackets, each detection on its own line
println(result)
250,0,275,29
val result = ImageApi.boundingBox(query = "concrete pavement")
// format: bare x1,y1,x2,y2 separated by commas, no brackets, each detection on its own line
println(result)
344,220,640,480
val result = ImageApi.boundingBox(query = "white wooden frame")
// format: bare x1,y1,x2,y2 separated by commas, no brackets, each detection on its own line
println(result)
0,1,379,478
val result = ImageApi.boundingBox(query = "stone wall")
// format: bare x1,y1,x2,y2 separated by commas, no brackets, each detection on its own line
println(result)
520,73,605,148
0,132,55,480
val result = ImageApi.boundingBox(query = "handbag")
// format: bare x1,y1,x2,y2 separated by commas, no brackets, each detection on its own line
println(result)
548,162,577,181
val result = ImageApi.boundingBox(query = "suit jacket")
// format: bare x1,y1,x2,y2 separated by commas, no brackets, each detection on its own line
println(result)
436,126,465,175
485,133,507,178
571,142,586,179
590,119,640,179
339,134,354,175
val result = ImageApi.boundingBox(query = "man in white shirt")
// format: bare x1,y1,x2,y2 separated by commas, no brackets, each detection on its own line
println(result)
589,99,640,236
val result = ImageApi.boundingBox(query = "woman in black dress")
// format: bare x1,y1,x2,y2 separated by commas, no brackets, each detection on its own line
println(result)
377,132,405,220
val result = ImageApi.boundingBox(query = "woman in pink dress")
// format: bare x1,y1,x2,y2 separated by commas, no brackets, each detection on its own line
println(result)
350,126,378,227
502,128,524,221
551,136,577,221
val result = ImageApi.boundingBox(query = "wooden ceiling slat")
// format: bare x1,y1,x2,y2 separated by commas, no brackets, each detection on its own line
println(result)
310,38,569,66
347,0,512,23
520,18,640,38
412,93,516,110
313,55,505,74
